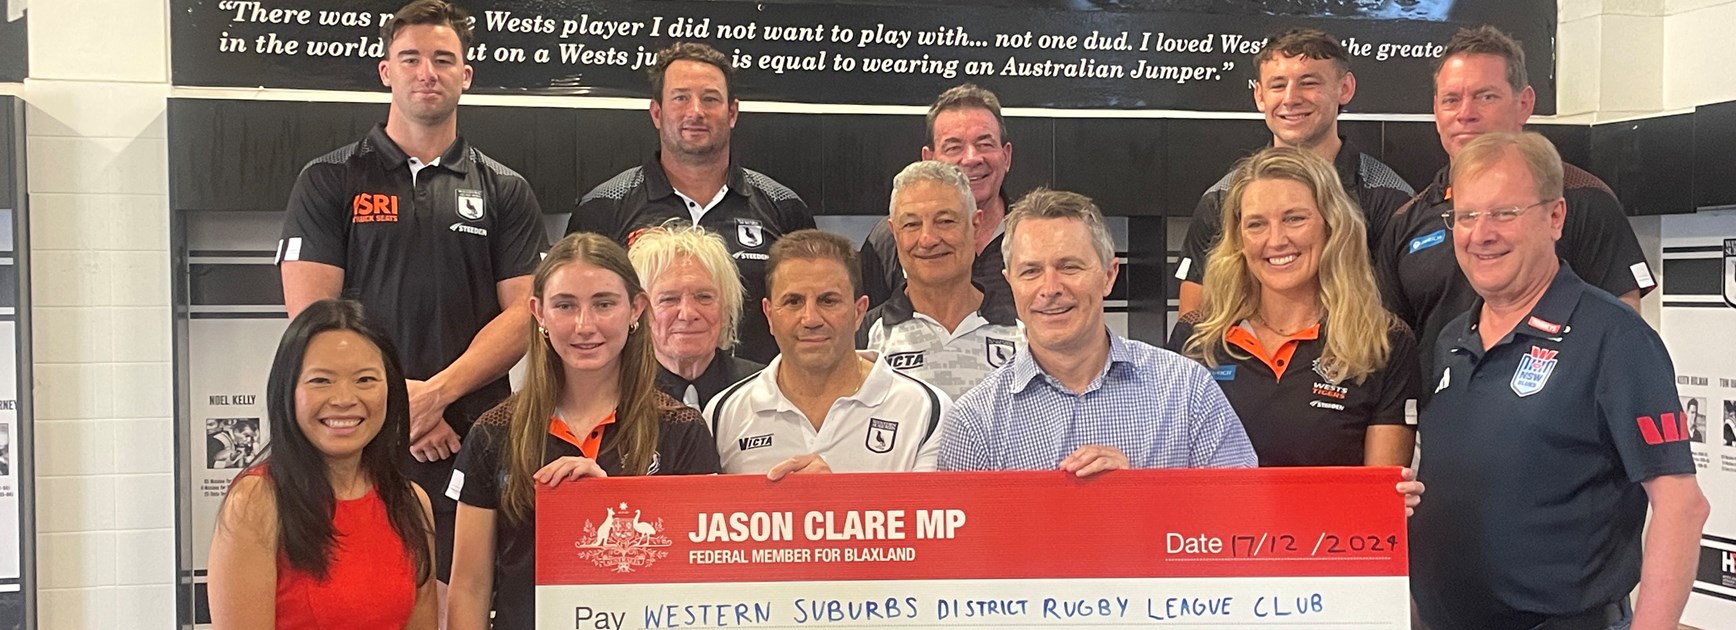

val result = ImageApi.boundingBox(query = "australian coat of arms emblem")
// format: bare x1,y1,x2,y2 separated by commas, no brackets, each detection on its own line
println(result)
575,502,673,573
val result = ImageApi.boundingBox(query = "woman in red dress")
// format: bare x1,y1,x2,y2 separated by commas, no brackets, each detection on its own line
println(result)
208,299,437,629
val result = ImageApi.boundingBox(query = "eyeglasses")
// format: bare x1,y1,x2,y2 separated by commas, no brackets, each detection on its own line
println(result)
1440,199,1556,229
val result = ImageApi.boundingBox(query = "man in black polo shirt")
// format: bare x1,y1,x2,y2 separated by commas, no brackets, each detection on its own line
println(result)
570,42,813,364
860,83,1016,311
1377,26,1654,404
1411,132,1706,630
1176,28,1415,314
277,0,546,582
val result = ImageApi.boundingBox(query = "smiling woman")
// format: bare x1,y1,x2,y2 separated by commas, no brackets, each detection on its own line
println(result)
206,299,437,630
1169,147,1418,468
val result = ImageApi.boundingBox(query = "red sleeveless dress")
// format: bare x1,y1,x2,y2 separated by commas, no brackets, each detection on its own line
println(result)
274,486,418,629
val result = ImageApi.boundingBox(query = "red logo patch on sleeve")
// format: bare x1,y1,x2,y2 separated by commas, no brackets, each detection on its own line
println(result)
1635,412,1688,445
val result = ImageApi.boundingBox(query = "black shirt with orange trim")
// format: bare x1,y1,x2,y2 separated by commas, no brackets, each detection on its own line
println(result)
1410,264,1693,630
446,392,721,630
1166,314,1416,467
1374,163,1654,407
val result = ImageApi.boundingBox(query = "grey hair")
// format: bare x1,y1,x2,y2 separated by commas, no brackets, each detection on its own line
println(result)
889,160,976,215
1002,188,1115,269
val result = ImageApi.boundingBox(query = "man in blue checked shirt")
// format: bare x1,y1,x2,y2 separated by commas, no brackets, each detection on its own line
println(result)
937,188,1260,475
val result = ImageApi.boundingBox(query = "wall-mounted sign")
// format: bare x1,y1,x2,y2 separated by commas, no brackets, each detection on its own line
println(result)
170,0,1558,114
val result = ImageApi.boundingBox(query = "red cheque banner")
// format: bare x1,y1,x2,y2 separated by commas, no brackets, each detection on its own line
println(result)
536,468,1409,629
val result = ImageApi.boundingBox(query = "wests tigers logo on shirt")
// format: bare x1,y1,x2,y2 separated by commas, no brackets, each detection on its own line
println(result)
351,193,399,223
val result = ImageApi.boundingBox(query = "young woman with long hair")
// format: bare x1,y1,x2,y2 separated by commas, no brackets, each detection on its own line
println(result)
447,232,721,630
1168,146,1418,467
208,299,436,629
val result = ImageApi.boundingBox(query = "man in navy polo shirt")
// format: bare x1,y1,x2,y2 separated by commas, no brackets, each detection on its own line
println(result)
1410,132,1707,630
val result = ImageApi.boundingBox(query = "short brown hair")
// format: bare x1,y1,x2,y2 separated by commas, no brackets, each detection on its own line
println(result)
650,42,734,102
1002,188,1115,269
1436,25,1528,94
381,0,473,52
1450,132,1563,202
766,230,861,298
926,83,1007,146
1254,28,1350,76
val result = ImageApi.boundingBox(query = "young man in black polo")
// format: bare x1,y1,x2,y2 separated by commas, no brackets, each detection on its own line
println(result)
277,0,547,587
1376,26,1653,405
859,83,1016,311
570,42,813,364
1176,28,1415,314
1411,132,1706,630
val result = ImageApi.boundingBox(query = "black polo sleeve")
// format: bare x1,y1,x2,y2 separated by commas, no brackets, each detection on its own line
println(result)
776,193,817,233
279,160,351,267
449,422,505,509
859,221,899,308
491,177,548,281
657,409,723,475
1559,186,1651,300
1596,317,1695,482
1370,325,1418,427
1164,318,1196,354
568,191,624,241
1177,191,1223,285
1373,195,1425,329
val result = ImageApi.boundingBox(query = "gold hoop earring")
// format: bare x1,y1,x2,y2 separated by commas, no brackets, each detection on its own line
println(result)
538,326,549,338
629,321,640,333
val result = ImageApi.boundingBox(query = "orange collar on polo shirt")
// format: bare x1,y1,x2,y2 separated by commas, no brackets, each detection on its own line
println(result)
1226,321,1321,380
549,411,617,459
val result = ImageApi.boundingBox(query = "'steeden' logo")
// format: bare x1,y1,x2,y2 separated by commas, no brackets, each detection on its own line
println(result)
449,223,488,237
351,193,399,223
455,189,485,220
575,502,672,573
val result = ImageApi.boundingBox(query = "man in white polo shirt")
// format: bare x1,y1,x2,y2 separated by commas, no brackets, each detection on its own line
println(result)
859,160,1021,400
707,229,951,478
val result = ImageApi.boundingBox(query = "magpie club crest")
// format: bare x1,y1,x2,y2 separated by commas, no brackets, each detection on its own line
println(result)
455,189,485,221
575,502,672,573
1510,346,1559,398
866,418,898,454
737,220,765,248
985,338,1016,368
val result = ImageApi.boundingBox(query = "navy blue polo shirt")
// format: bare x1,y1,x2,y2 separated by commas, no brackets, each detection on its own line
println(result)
1375,164,1654,407
1166,315,1416,466
1410,264,1694,630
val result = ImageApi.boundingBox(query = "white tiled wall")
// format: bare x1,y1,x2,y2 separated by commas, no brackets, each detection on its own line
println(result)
24,0,176,628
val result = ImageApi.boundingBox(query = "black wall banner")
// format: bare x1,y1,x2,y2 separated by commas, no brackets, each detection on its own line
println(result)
0,10,24,84
170,0,1557,115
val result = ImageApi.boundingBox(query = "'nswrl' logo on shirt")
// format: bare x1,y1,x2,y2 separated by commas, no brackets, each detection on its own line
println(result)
1510,346,1558,397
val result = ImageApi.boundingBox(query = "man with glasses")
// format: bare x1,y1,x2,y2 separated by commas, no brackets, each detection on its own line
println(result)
1410,131,1705,630
1375,26,1652,404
